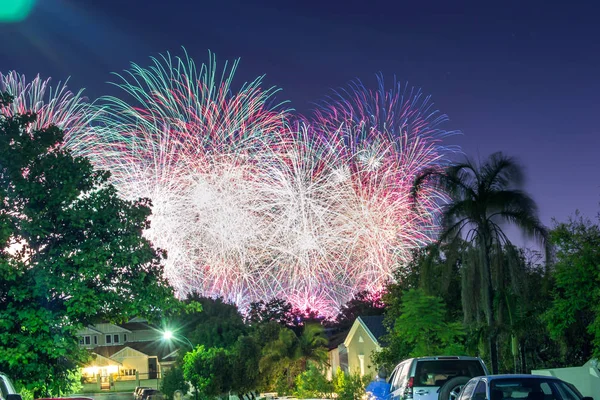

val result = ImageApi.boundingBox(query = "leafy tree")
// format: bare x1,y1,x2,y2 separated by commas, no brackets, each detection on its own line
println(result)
259,323,328,393
295,364,334,399
333,290,385,332
0,95,175,395
333,368,370,400
413,152,547,373
247,297,295,326
376,289,465,367
160,367,189,400
545,212,600,365
176,294,246,349
182,345,231,399
230,335,262,400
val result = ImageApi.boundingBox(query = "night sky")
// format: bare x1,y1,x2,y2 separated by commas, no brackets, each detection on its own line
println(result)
1,0,599,245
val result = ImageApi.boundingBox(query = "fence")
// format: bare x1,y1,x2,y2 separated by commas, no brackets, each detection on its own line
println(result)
80,372,162,393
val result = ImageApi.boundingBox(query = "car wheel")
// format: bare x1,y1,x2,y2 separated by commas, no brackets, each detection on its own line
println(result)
438,377,471,400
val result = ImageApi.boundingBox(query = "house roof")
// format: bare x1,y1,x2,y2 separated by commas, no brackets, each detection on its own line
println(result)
343,315,386,348
90,341,178,362
118,322,154,331
359,315,386,342
327,330,350,350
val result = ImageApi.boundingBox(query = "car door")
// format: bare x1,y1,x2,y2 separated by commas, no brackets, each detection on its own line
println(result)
390,361,408,400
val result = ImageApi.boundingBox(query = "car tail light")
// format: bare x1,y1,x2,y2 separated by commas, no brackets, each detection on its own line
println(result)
405,377,414,399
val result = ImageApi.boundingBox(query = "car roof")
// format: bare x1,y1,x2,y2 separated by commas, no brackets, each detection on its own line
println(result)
481,375,562,381
415,356,483,361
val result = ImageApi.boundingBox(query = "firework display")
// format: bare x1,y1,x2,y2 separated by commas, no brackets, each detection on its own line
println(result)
1,51,455,314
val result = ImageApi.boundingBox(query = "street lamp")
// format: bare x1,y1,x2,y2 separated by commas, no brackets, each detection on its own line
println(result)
162,330,197,400
162,330,194,350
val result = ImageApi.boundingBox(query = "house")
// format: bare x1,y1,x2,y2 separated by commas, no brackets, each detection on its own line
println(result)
342,315,386,378
326,315,386,379
78,318,178,385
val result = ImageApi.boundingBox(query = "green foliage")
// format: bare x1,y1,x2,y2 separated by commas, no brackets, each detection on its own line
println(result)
0,96,176,395
230,335,261,399
177,295,246,349
182,345,231,398
545,213,600,365
294,364,334,399
247,297,295,326
333,368,369,400
161,367,189,400
380,289,465,364
259,323,328,394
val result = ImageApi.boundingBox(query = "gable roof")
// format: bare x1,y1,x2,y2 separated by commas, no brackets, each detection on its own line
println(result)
343,315,386,348
90,341,178,362
359,315,386,342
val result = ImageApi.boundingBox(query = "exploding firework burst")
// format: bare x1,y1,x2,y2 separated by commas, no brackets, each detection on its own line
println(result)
3,51,457,315
0,71,94,141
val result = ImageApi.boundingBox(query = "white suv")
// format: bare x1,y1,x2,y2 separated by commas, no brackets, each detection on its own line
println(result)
0,373,22,400
367,356,489,400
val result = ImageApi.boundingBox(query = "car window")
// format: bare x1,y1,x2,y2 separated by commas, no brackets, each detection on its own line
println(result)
458,380,477,400
415,360,486,387
490,378,578,400
474,381,487,400
553,381,581,400
391,362,406,390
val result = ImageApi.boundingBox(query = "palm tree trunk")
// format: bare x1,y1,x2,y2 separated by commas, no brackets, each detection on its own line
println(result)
480,234,499,374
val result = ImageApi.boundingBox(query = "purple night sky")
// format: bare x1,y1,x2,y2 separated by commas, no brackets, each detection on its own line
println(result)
1,0,598,247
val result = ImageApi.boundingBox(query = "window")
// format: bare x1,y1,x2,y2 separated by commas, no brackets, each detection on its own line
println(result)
124,334,127,342
85,336,91,345
79,337,84,345
113,334,120,343
474,381,486,400
106,335,112,344
94,336,98,345
414,360,486,387
458,381,477,400
391,362,405,391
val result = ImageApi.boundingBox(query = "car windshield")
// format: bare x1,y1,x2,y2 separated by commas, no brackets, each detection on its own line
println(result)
491,378,582,400
414,360,486,387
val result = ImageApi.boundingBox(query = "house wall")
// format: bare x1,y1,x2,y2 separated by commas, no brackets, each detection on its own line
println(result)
533,361,600,400
111,348,149,375
327,348,341,380
129,329,160,342
346,324,379,378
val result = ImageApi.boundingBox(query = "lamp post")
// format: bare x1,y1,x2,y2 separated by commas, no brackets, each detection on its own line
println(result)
162,330,197,400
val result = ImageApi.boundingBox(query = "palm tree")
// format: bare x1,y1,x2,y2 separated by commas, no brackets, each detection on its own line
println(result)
413,152,547,373
259,323,328,391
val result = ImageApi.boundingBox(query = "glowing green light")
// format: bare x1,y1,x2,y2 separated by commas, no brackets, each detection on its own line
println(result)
0,0,35,22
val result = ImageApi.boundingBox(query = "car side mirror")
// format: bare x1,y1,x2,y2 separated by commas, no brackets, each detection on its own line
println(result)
582,397,593,400
7,394,23,400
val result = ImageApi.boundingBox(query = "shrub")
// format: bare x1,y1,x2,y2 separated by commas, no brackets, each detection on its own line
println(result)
294,364,334,399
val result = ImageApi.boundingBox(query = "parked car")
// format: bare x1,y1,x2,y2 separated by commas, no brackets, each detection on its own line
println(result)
456,375,593,400
140,389,163,400
0,373,22,400
365,356,489,400
134,387,152,400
